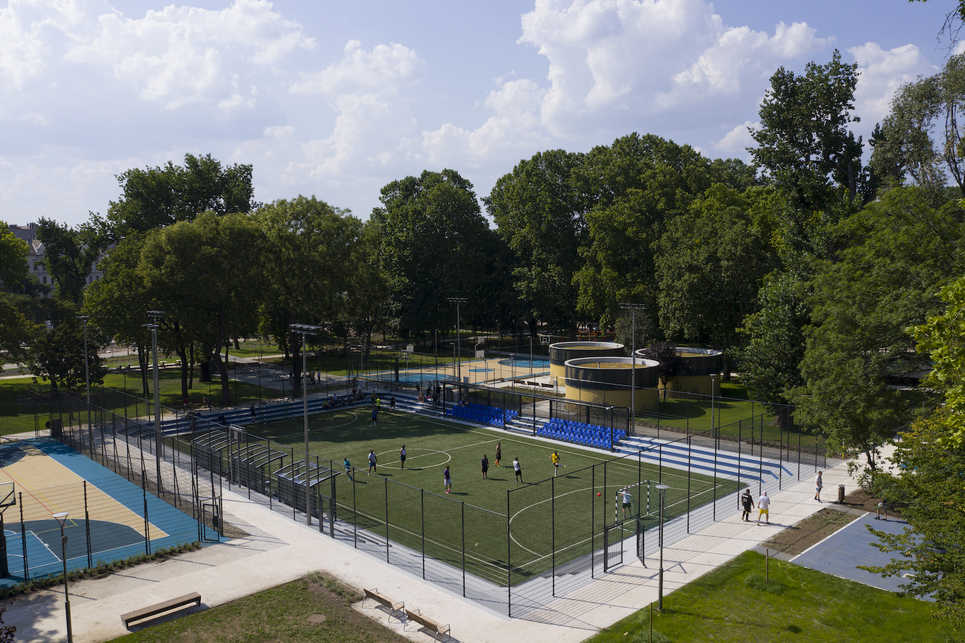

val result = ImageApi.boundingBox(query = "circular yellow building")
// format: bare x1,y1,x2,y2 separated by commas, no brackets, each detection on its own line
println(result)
549,341,624,385
635,347,722,397
563,357,659,411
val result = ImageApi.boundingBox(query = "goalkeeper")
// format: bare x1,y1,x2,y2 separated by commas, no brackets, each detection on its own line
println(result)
621,487,633,518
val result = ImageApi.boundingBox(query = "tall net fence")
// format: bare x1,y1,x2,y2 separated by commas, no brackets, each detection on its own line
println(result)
36,386,834,618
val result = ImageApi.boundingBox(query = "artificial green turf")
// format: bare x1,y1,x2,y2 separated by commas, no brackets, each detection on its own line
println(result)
587,550,961,643
240,408,734,586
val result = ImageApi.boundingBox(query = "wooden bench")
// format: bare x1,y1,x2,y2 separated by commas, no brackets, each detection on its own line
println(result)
121,592,202,628
405,608,451,640
363,588,404,622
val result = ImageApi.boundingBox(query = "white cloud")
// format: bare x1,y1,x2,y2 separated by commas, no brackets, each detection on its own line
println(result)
519,0,831,138
715,120,757,155
291,40,423,95
850,42,938,129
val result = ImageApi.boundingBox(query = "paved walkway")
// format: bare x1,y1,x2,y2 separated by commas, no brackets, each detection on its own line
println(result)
3,445,863,643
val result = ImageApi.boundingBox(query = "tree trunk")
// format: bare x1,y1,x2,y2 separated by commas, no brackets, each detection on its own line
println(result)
138,346,150,395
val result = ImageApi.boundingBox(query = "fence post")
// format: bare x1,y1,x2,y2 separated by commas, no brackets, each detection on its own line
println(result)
461,501,466,598
384,477,390,563
142,471,151,555
507,489,512,617
19,493,28,581
84,481,92,569
551,475,556,597
421,489,426,580
686,434,692,533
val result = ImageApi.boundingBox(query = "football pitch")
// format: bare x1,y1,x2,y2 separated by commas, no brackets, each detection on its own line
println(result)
243,407,736,586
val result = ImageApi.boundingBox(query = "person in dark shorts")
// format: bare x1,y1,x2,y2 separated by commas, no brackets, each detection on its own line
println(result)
390,395,396,411
513,457,522,482
495,442,501,466
368,450,377,473
371,405,379,427
399,445,407,469
344,457,353,482
444,466,452,493
481,454,489,479
740,489,753,522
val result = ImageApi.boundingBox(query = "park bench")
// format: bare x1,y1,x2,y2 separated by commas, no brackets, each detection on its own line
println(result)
404,607,450,640
121,591,202,628
363,587,404,622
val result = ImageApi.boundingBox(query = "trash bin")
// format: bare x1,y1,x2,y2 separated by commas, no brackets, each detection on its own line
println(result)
837,484,845,503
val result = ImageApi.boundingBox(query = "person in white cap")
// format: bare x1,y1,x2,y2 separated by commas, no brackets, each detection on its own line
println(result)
757,490,771,525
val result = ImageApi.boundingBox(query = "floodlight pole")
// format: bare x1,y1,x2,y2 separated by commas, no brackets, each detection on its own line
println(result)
448,298,467,384
620,304,646,434
146,311,164,488
656,483,670,611
78,316,91,451
53,511,72,643
291,324,321,526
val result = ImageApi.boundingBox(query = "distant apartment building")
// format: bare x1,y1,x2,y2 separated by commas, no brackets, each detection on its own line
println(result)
8,223,104,297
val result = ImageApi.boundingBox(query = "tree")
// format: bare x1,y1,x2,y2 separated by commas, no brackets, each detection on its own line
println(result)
23,298,106,392
256,196,362,397
373,169,490,338
140,212,267,406
655,184,776,374
871,52,965,199
0,223,31,357
639,342,691,400
487,150,587,333
749,50,867,209
574,134,720,327
106,153,255,237
35,218,105,307
792,187,965,470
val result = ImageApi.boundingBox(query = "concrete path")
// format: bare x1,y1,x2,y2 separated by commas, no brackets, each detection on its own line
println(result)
2,446,867,643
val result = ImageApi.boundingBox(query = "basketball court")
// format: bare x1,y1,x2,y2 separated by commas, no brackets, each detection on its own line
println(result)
0,439,205,587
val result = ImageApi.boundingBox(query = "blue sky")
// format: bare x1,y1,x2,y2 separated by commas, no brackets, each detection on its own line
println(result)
0,0,957,227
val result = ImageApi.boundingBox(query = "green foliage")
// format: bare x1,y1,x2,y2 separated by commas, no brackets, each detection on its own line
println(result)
106,153,254,236
0,223,28,289
22,298,106,392
749,50,866,208
793,187,965,468
863,411,965,625
487,149,587,330
373,169,491,337
35,218,105,307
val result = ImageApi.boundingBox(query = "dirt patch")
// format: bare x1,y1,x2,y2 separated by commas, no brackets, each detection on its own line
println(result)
763,487,903,558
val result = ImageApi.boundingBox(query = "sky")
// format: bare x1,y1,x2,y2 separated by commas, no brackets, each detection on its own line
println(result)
0,0,959,227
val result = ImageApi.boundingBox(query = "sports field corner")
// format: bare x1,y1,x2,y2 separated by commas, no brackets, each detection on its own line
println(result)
4,427,865,643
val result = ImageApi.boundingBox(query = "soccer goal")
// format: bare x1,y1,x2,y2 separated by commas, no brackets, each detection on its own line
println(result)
614,479,660,524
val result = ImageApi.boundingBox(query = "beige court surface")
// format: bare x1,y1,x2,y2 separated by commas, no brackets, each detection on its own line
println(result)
0,444,166,538
395,356,551,386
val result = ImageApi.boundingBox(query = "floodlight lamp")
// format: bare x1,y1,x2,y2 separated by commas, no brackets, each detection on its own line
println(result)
53,511,69,524
656,484,670,492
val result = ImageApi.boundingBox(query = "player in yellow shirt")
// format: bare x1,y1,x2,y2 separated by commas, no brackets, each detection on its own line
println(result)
552,451,560,476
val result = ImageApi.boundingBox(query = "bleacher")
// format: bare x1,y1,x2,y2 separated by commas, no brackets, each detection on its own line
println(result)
536,417,625,449
446,403,518,427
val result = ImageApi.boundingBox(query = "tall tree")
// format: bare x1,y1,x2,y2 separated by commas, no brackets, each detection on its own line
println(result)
487,150,587,334
373,169,490,338
140,212,267,406
0,223,31,357
35,218,105,307
792,187,965,470
749,50,866,209
256,196,362,398
106,153,255,237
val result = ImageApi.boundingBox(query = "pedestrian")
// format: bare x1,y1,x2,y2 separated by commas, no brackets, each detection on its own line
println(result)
552,451,561,476
876,499,888,521
218,412,226,425
740,489,753,522
344,457,353,482
495,442,501,466
481,454,489,479
368,450,377,473
513,456,522,483
371,404,379,427
400,445,406,469
249,404,256,420
444,465,452,493
756,490,771,525
814,471,823,502
621,487,632,518
390,395,396,411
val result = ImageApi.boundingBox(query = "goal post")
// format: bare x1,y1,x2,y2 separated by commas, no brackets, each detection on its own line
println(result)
614,480,658,523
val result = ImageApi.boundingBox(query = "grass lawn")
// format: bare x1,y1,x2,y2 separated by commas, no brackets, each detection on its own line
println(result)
587,550,960,643
109,572,408,643
238,409,735,586
0,376,51,435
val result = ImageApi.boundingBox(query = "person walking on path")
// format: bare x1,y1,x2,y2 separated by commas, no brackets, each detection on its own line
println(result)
444,466,452,493
876,499,888,521
250,404,256,420
740,489,753,522
390,395,396,411
552,451,561,476
344,457,353,482
495,443,501,466
513,457,522,483
368,450,377,473
814,471,823,502
481,454,489,479
756,491,771,525
399,445,406,469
